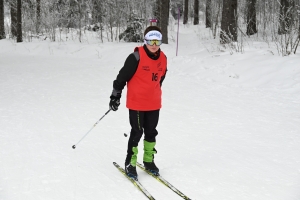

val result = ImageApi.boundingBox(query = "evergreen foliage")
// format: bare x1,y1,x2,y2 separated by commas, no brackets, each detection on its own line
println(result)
119,12,144,42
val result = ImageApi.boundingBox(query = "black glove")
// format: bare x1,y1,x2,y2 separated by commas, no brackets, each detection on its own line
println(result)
109,88,121,111
109,96,120,111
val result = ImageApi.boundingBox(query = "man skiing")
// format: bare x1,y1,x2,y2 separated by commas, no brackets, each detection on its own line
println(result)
109,26,167,180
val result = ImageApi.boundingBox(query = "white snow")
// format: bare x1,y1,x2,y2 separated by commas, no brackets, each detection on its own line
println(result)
1,23,300,200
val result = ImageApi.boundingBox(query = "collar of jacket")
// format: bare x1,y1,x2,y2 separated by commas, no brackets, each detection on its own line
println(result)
143,45,160,60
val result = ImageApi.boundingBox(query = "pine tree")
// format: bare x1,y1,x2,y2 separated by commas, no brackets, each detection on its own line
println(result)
119,12,144,42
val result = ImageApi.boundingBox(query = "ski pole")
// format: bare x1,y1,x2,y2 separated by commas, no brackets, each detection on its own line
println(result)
72,109,111,149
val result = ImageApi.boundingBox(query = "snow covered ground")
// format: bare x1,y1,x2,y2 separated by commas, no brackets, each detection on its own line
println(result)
1,23,300,200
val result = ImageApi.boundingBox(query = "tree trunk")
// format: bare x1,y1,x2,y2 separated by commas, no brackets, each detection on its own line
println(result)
246,0,257,35
206,0,212,28
278,0,291,35
17,0,22,42
10,0,17,38
213,1,222,39
183,0,188,24
78,0,82,42
0,0,5,39
154,0,161,27
92,0,103,42
193,0,199,25
220,0,238,44
161,0,169,44
36,0,41,34
167,0,170,26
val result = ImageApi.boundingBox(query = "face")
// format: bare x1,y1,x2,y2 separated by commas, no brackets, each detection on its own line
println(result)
146,44,160,53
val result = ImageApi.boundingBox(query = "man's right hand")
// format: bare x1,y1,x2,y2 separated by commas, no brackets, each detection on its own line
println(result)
109,96,120,111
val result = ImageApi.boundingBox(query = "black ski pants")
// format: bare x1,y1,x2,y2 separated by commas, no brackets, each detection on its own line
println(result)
125,109,159,165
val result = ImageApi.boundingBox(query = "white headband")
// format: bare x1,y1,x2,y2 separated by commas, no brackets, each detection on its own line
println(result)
144,30,162,40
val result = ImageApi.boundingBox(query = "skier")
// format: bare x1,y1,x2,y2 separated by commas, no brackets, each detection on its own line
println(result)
109,26,167,180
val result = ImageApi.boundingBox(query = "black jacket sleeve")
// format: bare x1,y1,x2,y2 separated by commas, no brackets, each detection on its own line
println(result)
160,55,167,86
113,53,139,91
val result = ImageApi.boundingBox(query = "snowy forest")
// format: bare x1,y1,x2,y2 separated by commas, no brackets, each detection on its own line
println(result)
1,1,300,200
0,0,300,56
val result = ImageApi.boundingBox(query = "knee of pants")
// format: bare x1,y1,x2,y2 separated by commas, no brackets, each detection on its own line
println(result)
144,129,158,142
129,131,143,147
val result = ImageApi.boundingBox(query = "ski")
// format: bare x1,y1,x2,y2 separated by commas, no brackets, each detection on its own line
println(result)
113,162,156,200
137,162,192,200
